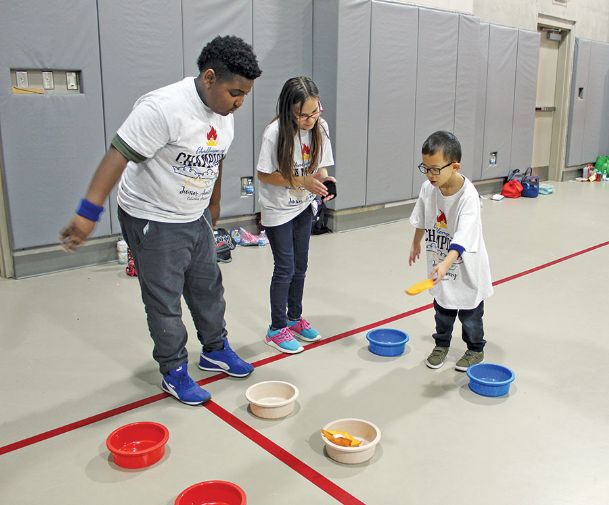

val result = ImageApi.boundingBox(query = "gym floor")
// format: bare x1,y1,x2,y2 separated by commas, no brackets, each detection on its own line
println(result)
1,181,608,505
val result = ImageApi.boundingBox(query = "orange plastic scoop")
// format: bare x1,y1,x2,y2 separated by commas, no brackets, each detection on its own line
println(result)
321,429,362,447
405,278,434,296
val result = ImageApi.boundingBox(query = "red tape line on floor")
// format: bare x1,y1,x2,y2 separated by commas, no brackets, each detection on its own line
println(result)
205,401,366,505
2,239,608,458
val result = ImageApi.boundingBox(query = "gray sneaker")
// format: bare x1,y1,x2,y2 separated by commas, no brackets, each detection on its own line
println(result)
455,350,484,371
426,346,449,369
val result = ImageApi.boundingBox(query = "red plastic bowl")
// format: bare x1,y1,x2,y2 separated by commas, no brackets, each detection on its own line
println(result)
106,421,169,469
175,480,247,505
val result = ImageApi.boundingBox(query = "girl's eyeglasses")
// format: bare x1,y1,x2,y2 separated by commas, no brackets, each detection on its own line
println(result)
418,162,453,175
295,101,323,120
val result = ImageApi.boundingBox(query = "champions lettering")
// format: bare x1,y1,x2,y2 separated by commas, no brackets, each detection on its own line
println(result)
426,228,452,251
175,151,226,168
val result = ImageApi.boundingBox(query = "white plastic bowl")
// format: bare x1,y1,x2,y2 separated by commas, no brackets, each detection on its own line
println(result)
245,381,299,419
321,418,381,464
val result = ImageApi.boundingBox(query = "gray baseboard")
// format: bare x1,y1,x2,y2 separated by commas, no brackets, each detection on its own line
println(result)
12,236,120,278
5,177,518,277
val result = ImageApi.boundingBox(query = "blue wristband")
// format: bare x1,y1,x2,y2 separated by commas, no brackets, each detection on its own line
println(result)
76,198,104,222
448,243,465,257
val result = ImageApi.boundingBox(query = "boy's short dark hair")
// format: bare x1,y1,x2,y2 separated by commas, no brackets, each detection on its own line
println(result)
422,131,462,163
197,35,262,81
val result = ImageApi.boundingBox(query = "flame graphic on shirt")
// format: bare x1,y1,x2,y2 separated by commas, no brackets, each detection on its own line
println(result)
207,126,218,146
301,144,310,161
436,211,447,229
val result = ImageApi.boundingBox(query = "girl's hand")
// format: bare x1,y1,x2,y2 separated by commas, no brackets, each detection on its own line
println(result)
316,174,337,202
303,174,329,197
409,242,421,266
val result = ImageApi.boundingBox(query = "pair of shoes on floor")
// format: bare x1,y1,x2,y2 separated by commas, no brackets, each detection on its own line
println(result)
425,346,484,371
265,318,321,354
162,339,253,405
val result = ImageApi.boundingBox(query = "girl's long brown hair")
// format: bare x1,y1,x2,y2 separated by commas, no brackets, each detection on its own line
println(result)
275,76,326,185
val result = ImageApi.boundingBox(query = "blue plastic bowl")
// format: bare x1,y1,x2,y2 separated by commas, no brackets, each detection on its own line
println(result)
466,363,515,397
366,328,409,357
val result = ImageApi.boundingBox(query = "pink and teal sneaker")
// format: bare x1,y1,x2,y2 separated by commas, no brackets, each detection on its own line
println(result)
265,327,303,354
288,318,321,342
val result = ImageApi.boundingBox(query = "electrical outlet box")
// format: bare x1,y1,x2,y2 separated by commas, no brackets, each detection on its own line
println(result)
16,71,28,88
66,72,78,90
42,71,54,90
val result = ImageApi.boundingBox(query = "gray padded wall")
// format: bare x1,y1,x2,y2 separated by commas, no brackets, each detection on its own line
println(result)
411,8,459,196
366,1,418,205
599,43,609,156
473,23,490,180
253,0,313,212
454,15,481,182
582,41,609,162
481,24,518,180
97,0,183,234
566,38,591,166
313,0,371,210
182,0,254,217
0,0,107,249
510,29,540,172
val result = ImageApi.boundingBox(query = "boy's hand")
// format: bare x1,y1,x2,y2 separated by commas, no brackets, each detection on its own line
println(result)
431,262,449,284
209,202,220,228
59,216,96,252
409,242,421,266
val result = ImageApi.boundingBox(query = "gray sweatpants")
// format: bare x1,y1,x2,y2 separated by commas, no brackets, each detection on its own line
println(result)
118,206,226,375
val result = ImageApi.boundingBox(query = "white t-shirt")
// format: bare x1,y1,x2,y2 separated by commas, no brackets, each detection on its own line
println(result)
257,118,334,227
409,176,493,309
116,77,234,222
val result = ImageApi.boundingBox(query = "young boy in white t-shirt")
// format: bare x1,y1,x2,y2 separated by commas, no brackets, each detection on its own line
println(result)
409,131,493,371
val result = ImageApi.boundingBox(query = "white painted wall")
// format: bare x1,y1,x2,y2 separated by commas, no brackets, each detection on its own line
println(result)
394,0,609,42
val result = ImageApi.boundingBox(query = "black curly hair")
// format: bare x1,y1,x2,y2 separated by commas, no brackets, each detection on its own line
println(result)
197,35,262,81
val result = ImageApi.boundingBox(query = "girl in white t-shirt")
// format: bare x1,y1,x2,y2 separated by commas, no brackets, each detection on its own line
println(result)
257,77,335,354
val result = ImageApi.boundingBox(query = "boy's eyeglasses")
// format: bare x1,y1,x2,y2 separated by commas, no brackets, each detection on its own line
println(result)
418,162,453,175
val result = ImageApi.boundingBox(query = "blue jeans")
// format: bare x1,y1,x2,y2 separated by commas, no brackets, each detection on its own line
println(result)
433,299,486,352
265,206,313,329
118,206,226,374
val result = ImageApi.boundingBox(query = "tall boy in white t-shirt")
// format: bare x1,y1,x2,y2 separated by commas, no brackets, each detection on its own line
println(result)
409,131,493,371
60,36,262,405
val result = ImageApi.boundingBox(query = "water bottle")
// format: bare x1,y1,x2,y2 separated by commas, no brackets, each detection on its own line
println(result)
116,239,128,264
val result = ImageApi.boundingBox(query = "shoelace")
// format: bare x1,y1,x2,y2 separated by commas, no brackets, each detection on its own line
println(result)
174,371,196,388
271,327,296,343
297,319,312,330
462,350,478,362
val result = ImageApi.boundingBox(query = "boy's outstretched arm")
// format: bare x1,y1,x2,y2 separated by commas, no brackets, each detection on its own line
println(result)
409,228,425,266
59,147,128,251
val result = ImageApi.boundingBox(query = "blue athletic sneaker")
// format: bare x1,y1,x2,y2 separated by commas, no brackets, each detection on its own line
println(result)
198,339,254,377
161,365,211,405
288,318,321,342
265,326,304,354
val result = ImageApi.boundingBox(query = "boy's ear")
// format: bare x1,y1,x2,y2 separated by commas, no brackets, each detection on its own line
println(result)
201,69,216,87
452,162,461,171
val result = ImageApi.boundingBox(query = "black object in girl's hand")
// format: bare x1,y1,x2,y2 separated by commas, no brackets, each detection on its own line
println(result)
323,180,337,198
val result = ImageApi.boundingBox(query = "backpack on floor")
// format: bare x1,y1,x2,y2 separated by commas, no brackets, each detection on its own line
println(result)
214,227,236,263
311,199,332,235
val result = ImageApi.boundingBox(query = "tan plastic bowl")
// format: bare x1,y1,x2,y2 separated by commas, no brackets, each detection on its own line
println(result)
245,381,299,419
321,418,381,464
